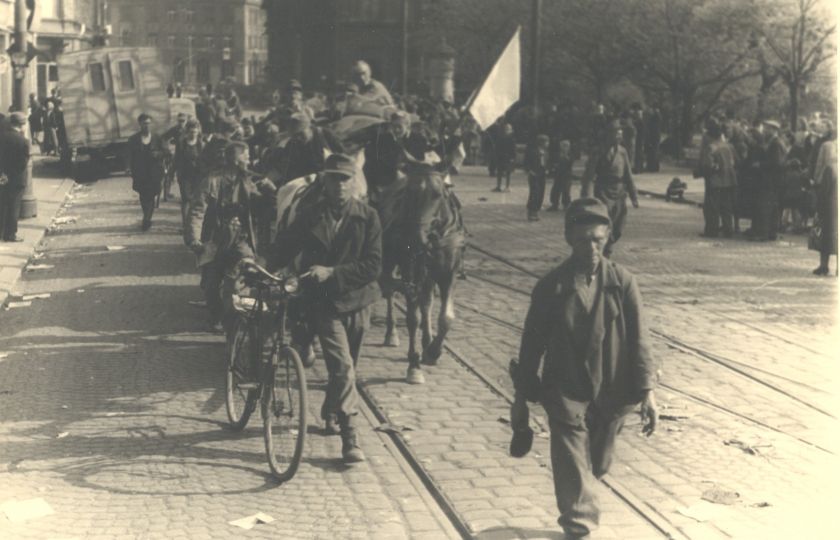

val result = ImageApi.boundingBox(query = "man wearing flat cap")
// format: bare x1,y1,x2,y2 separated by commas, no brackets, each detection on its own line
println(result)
0,112,31,242
281,113,343,184
582,121,640,256
269,153,382,464
510,197,659,539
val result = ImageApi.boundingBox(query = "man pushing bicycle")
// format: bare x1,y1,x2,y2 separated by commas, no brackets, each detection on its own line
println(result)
268,153,383,464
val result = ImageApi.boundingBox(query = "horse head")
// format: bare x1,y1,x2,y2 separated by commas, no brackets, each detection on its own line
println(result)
403,163,448,249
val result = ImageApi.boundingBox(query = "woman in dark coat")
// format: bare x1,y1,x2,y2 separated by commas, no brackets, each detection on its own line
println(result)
811,125,837,276
127,113,167,231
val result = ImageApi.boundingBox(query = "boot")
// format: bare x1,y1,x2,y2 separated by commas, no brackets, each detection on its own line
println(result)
339,417,365,463
324,413,341,436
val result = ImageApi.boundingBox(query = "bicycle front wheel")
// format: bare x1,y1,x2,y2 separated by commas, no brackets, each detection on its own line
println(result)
226,318,259,430
263,345,307,482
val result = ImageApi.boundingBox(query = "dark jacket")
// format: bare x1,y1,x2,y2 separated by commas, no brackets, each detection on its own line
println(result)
0,128,31,188
496,134,517,164
762,135,788,192
524,144,550,177
127,132,166,195
270,197,382,314
514,259,658,423
283,127,343,183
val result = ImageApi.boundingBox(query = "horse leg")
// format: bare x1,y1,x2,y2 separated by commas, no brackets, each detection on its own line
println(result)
419,279,434,352
423,274,456,366
383,290,400,347
405,292,425,385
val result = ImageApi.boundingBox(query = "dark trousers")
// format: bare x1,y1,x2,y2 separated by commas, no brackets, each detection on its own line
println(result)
315,305,370,423
0,185,24,240
752,190,779,240
703,186,734,237
496,162,513,189
139,192,156,224
527,173,547,214
200,259,226,325
550,171,572,209
594,182,628,256
645,144,660,172
548,403,636,537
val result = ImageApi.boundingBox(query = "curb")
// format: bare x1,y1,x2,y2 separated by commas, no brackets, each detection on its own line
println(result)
0,175,78,309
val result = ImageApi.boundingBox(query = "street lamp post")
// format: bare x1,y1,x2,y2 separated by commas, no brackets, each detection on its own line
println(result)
13,0,36,219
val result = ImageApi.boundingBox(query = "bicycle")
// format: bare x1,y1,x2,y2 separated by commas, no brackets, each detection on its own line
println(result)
225,261,307,483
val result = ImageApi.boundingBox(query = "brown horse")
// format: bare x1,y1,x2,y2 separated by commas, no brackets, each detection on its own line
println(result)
377,163,466,384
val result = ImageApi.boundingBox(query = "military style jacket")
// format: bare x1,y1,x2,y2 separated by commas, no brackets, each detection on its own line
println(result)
514,259,658,425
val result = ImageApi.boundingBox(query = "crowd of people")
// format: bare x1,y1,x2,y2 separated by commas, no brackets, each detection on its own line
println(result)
117,57,834,537
27,89,69,160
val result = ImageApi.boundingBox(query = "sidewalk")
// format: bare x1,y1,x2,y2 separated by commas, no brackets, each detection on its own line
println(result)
459,161,706,207
0,158,76,308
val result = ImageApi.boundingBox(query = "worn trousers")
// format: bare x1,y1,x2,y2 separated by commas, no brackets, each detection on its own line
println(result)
548,403,636,537
527,173,547,214
138,192,156,224
0,185,24,240
703,186,734,237
315,305,371,423
594,183,628,256
752,190,780,240
550,170,572,209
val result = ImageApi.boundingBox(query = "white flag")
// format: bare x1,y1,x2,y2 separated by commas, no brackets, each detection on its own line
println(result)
468,27,521,130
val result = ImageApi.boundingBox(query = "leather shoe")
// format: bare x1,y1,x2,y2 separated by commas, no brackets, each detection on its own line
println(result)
340,427,366,463
509,427,534,458
324,414,341,436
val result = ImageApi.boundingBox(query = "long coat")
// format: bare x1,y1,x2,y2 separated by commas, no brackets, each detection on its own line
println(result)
270,197,382,314
127,132,166,196
514,259,658,424
0,128,31,188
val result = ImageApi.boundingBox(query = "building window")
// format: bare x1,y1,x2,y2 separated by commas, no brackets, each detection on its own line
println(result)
89,63,107,92
117,60,136,91
168,35,175,48
147,33,158,47
187,36,193,50
206,36,214,49
121,29,132,47
167,9,176,22
196,58,210,82
223,36,232,49
49,64,59,82
185,10,194,24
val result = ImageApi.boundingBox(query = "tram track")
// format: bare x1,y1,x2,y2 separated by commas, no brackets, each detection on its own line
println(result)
384,299,680,540
465,241,836,419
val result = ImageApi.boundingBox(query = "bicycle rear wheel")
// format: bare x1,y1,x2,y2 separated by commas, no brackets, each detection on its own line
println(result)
226,318,259,430
263,345,307,482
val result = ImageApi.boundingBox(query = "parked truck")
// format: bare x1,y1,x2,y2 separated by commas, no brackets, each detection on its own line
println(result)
57,46,195,181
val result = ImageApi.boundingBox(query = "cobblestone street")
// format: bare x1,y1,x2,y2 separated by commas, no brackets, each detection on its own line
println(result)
1,166,838,539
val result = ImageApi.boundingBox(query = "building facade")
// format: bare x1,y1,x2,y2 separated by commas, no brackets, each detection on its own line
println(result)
0,0,100,110
264,0,428,94
106,0,267,89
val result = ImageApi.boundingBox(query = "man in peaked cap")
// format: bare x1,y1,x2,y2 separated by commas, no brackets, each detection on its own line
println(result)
510,197,659,539
269,153,382,464
581,121,640,257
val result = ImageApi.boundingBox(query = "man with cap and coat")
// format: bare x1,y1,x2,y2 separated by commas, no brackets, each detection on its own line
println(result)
351,60,394,106
510,197,659,539
582,121,640,256
268,153,382,464
0,113,31,242
127,113,167,231
281,113,343,185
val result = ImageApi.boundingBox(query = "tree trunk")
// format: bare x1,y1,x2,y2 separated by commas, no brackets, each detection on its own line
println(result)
789,80,799,130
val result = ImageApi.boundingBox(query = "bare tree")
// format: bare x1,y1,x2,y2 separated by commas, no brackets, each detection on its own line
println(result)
758,0,835,127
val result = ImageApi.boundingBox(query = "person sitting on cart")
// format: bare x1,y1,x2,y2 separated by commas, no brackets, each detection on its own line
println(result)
268,153,382,464
186,141,276,333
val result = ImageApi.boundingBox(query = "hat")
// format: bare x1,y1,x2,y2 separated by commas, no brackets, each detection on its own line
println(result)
322,153,355,179
762,120,781,130
9,112,26,127
565,198,612,230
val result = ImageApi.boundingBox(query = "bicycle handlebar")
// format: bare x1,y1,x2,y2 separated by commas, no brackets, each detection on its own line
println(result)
242,261,285,284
